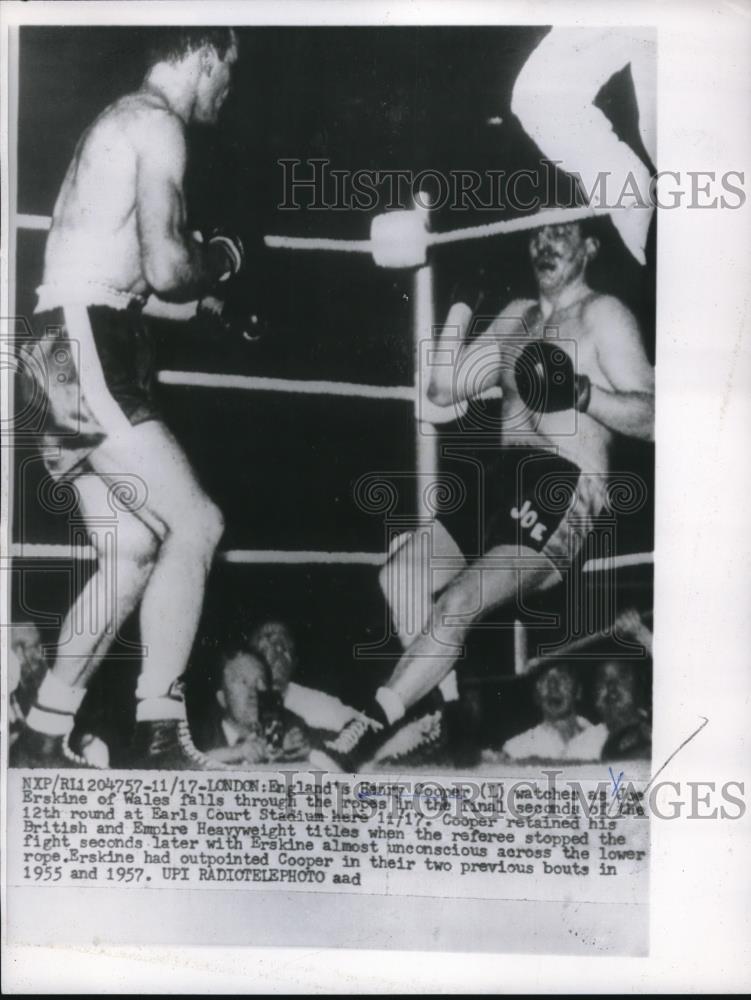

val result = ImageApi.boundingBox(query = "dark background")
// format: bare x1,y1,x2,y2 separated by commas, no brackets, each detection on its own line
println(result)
13,26,654,754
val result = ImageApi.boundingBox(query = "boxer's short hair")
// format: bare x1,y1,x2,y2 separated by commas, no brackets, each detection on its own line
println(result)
146,28,237,67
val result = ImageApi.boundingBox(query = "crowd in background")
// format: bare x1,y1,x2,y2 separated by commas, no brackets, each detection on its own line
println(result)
8,610,652,769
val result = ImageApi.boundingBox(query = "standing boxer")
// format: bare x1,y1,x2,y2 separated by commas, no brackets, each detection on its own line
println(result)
312,220,655,772
13,29,243,768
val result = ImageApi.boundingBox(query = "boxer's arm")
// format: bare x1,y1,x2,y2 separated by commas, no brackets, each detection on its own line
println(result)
426,299,525,406
584,296,655,441
143,295,199,321
135,110,215,300
426,301,474,405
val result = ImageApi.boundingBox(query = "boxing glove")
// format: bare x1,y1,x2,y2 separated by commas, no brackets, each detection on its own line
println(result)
514,340,591,413
197,293,270,343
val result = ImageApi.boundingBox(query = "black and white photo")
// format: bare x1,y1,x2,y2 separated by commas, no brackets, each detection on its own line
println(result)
1,1,749,991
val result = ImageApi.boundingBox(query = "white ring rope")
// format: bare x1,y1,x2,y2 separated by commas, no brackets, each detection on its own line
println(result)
158,370,414,402
264,204,609,258
11,543,653,573
17,213,51,230
19,203,610,260
264,234,372,254
10,545,385,565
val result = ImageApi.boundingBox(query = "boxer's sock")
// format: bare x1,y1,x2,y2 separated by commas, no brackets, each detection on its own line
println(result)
26,672,86,736
374,686,406,727
438,670,459,703
135,674,186,722
135,697,186,722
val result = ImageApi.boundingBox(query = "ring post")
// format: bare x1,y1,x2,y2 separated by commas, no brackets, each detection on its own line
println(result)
513,618,529,675
412,193,438,525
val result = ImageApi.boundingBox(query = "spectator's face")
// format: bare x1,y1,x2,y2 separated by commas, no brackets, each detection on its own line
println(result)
252,623,296,692
535,664,578,721
11,623,45,685
594,661,638,729
218,653,267,728
11,624,42,663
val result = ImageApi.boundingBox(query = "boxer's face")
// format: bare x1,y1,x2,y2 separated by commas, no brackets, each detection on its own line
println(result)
218,652,267,727
594,661,638,728
529,223,597,293
194,39,238,124
535,664,578,721
252,623,296,692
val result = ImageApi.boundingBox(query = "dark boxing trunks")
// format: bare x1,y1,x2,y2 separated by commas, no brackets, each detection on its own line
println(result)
17,301,159,480
439,447,606,571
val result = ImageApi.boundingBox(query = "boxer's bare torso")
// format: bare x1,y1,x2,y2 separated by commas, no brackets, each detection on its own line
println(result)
492,287,617,474
43,91,187,296
432,222,654,476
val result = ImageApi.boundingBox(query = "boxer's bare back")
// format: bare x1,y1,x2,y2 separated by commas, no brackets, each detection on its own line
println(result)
44,93,203,300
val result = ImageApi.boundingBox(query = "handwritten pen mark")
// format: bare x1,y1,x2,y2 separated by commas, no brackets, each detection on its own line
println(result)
608,767,624,797
644,715,709,793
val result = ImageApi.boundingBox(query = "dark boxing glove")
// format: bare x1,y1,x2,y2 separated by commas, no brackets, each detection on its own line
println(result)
206,229,245,283
197,294,270,343
514,340,591,414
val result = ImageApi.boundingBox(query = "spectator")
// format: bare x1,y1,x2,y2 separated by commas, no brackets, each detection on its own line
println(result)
249,621,463,767
594,659,651,761
502,661,604,762
9,623,47,718
199,642,312,766
200,647,273,766
249,622,357,735
9,622,109,764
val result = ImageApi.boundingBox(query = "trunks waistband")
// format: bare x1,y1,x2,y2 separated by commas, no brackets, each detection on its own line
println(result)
498,443,580,470
35,283,146,315
503,439,608,480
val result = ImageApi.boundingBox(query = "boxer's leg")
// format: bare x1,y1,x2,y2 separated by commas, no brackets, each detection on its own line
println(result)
379,520,466,702
629,40,657,164
47,473,158,690
380,545,558,717
311,546,559,772
379,520,467,646
16,473,158,764
87,420,224,720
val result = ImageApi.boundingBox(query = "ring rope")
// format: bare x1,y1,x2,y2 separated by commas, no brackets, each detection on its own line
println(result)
263,235,372,254
17,213,51,230
18,204,610,258
11,543,653,572
263,204,608,257
157,370,414,401
10,545,385,565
